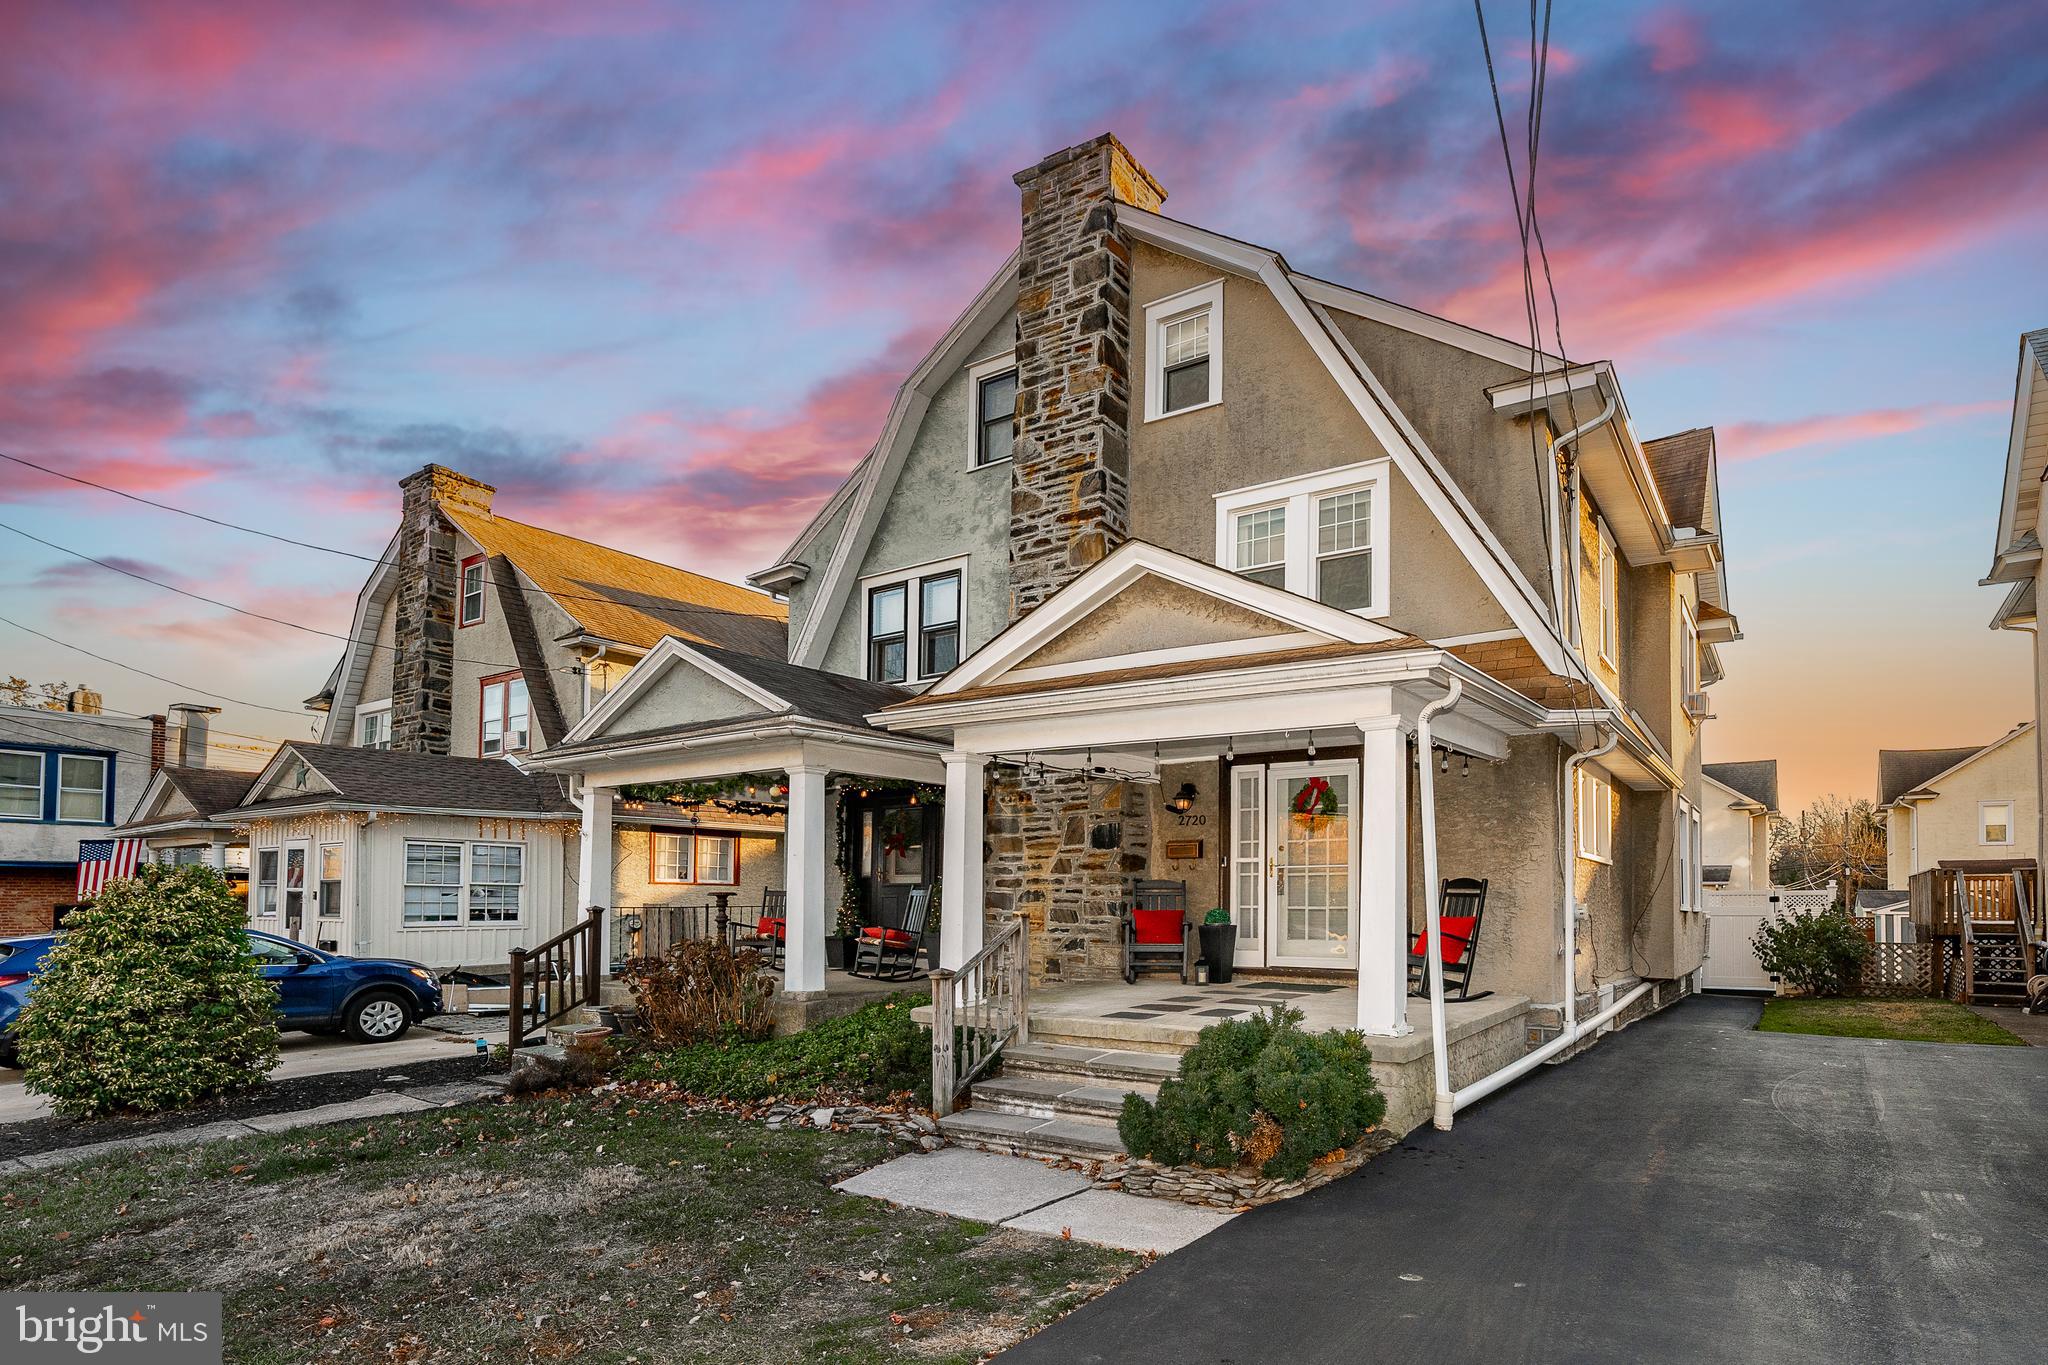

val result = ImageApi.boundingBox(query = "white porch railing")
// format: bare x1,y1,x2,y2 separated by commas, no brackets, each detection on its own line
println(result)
930,911,1030,1117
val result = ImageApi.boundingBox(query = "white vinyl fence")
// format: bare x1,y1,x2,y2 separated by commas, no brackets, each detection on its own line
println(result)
1700,885,1837,993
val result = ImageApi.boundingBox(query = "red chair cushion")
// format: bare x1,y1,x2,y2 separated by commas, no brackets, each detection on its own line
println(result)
1409,915,1478,966
756,916,787,940
1132,909,1185,946
859,926,914,947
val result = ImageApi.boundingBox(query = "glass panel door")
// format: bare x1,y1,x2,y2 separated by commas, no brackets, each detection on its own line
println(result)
282,844,308,942
1229,765,1266,965
1267,763,1358,966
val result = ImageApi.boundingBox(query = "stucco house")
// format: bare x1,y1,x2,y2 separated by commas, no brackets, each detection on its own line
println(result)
1878,725,2039,889
1700,759,1778,890
1983,326,2048,861
536,133,1744,1138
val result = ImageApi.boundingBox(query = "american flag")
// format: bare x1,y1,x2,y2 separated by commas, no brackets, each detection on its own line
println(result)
76,838,142,898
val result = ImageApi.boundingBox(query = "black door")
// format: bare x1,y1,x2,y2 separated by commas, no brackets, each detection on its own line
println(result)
862,800,939,928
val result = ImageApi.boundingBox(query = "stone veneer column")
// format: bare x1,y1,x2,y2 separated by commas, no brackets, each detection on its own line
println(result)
389,464,494,755
988,135,1166,982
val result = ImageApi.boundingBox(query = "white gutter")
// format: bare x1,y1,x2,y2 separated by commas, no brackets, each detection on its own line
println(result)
1415,676,1464,1131
1433,723,1620,1130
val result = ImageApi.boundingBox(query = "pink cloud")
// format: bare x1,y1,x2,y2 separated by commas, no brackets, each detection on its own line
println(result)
1720,399,2006,463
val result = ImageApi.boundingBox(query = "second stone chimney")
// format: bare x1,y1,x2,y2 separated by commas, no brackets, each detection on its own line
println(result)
390,465,494,755
1007,133,1165,618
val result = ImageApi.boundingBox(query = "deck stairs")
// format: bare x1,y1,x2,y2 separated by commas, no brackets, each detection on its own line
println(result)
937,1016,1189,1162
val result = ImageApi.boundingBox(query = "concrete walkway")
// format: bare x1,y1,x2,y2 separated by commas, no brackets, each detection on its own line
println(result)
835,1147,1235,1255
1970,1002,2048,1046
1003,994,2048,1365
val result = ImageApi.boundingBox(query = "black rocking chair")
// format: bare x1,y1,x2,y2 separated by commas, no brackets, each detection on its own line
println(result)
853,886,930,981
1119,879,1195,985
728,888,789,968
1407,877,1491,1001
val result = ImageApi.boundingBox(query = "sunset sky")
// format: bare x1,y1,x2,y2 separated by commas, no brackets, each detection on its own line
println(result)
3,0,2045,809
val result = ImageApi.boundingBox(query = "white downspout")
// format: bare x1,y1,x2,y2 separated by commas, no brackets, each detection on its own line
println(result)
1551,394,1614,653
1416,677,1464,1131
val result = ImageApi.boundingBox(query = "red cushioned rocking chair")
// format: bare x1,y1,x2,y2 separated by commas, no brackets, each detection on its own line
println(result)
1119,879,1195,985
852,886,930,981
729,888,789,968
1408,876,1491,1001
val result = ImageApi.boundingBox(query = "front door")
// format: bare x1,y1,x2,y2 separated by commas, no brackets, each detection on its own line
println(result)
863,802,935,928
1227,761,1361,969
281,842,309,943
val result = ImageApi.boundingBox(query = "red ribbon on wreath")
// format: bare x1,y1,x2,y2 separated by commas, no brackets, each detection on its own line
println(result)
1292,776,1337,816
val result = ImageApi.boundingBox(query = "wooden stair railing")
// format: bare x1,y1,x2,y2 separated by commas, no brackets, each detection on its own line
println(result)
930,912,1030,1117
509,905,604,1051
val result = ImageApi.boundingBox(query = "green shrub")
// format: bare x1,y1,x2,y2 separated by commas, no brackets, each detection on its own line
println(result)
623,994,931,1105
1752,910,1870,996
1117,1005,1385,1181
18,864,278,1118
1202,908,1232,925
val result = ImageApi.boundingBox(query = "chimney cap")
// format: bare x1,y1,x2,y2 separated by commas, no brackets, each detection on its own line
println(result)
1013,132,1166,209
169,702,223,716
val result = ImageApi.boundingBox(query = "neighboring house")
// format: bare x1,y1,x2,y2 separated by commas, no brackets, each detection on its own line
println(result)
290,465,792,966
1982,326,2048,862
1700,759,1778,890
1878,725,2039,888
539,132,1743,1083
1,693,170,935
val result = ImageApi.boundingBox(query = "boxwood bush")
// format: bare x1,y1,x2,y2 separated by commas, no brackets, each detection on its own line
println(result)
621,994,930,1105
18,864,278,1118
1117,1004,1385,1181
1751,910,1870,997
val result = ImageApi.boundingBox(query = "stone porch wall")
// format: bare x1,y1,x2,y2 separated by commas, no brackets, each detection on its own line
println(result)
987,769,1152,982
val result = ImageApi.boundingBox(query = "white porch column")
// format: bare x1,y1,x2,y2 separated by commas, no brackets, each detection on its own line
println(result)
940,751,987,970
578,786,615,968
207,838,228,871
1356,715,1413,1036
782,765,830,995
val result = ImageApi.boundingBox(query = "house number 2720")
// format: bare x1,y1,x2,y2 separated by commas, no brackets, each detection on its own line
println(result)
1175,812,1207,827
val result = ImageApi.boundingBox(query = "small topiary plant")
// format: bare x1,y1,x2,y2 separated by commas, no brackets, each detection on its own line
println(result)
1752,910,1871,996
1203,908,1232,925
18,864,279,1118
1117,1004,1385,1181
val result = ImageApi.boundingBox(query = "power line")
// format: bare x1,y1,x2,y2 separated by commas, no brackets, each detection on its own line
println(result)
0,709,271,769
0,612,309,716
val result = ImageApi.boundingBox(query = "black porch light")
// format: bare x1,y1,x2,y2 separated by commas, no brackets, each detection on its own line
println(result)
1168,782,1199,815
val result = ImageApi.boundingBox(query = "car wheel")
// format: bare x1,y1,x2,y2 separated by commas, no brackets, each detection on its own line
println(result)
343,991,413,1044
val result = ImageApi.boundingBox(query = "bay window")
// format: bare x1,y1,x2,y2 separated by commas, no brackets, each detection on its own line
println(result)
480,674,530,756
1215,462,1389,615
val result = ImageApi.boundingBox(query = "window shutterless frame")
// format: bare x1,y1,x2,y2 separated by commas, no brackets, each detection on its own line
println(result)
55,753,108,823
861,555,970,685
1596,518,1619,668
0,749,44,820
966,352,1018,468
1143,279,1224,421
919,571,961,677
1214,460,1390,617
1980,799,2015,846
1576,769,1614,863
459,554,486,627
479,672,530,757
866,583,908,684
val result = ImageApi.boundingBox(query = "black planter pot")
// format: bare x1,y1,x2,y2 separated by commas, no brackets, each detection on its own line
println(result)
923,930,942,969
1198,924,1238,983
825,935,854,971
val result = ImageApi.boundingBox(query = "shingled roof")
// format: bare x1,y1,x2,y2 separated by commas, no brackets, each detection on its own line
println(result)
235,743,575,819
1642,427,1714,533
441,505,788,660
1877,745,1987,807
1703,759,1779,813
158,766,259,817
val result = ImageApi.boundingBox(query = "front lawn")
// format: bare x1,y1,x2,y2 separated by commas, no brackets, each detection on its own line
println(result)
0,1093,1135,1363
1757,997,2027,1046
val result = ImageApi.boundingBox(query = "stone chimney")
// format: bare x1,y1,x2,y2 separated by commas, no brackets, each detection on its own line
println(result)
170,703,220,769
59,688,102,714
390,465,494,755
1007,133,1165,618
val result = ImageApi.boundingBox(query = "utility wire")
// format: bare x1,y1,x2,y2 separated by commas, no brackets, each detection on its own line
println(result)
0,612,309,717
0,709,271,769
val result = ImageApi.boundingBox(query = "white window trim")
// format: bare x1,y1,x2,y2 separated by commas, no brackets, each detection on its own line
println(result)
1597,517,1619,669
1690,806,1704,910
356,698,393,750
1213,460,1391,619
1679,598,1700,720
1143,278,1225,422
0,748,45,822
859,554,969,687
399,838,529,928
966,351,1017,469
54,752,109,824
1979,799,2016,847
466,842,526,925
1577,768,1614,864
317,841,346,920
254,848,280,918
650,830,739,886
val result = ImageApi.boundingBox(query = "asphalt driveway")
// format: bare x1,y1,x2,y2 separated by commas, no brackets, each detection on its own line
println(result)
1006,994,2048,1365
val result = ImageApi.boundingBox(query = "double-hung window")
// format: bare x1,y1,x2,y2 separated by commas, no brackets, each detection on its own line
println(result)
459,554,486,627
0,750,42,819
1677,799,1694,911
864,559,968,685
467,844,524,922
1215,463,1389,615
1689,806,1704,908
255,849,281,917
1596,519,1619,667
318,844,344,919
1680,600,1700,717
480,674,530,756
357,704,392,750
969,354,1017,467
403,841,462,924
651,831,738,885
56,754,107,822
1144,279,1224,420
1577,769,1614,863
1981,800,2015,846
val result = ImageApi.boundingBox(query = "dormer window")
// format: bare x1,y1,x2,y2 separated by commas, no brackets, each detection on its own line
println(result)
460,554,486,627
480,673,529,756
1144,279,1224,421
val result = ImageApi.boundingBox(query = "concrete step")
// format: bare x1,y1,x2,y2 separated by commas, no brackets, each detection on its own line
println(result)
937,1109,1126,1162
1002,1042,1185,1087
972,1074,1152,1126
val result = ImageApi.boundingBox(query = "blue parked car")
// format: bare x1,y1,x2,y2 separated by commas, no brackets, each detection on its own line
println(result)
0,929,442,1067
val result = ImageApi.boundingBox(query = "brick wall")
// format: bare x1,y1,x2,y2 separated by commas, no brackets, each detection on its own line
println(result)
0,868,74,936
390,465,493,754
